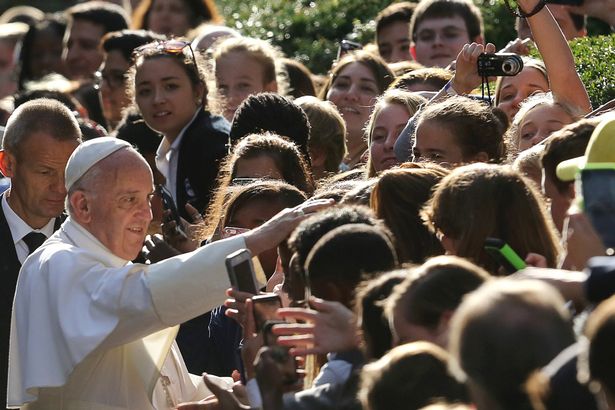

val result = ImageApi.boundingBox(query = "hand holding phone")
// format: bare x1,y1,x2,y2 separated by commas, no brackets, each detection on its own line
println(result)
226,249,259,295
156,184,185,237
252,293,282,332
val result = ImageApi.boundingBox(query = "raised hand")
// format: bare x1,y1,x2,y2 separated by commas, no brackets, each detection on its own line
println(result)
272,297,360,356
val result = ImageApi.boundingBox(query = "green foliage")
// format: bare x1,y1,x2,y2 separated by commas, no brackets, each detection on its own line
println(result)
218,0,391,74
477,0,517,48
219,0,614,102
529,33,615,108
218,0,518,74
570,34,615,108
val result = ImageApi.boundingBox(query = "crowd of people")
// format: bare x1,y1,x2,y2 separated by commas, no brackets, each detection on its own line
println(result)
0,0,614,409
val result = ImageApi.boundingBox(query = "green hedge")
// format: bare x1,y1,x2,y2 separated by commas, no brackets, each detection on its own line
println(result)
218,0,520,74
569,34,615,108
528,33,615,108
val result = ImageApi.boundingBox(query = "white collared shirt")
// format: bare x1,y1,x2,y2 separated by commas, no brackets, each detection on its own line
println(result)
155,109,201,206
1,191,55,264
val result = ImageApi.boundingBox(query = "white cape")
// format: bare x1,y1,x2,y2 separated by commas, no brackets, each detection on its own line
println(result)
8,218,243,409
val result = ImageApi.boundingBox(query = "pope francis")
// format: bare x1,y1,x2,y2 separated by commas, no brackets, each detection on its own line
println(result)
7,137,325,409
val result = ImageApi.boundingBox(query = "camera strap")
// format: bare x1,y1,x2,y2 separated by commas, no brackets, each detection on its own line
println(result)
481,76,493,106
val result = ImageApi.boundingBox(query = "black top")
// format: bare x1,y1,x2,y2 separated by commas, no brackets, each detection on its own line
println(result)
173,109,230,220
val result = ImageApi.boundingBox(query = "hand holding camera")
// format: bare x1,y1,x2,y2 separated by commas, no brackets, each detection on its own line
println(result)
450,42,497,95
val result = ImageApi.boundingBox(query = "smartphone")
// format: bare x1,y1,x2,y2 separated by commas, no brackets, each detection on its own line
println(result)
252,293,282,332
156,184,185,235
337,39,362,60
225,249,259,295
580,169,615,249
484,237,527,274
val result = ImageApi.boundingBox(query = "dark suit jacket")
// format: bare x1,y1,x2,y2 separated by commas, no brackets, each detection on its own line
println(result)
175,110,230,220
0,194,63,408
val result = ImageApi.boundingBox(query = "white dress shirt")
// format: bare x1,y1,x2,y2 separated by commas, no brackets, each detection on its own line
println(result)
155,110,200,206
1,192,54,264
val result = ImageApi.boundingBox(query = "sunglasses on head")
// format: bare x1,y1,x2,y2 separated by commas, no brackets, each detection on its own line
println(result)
133,40,199,73
134,39,190,54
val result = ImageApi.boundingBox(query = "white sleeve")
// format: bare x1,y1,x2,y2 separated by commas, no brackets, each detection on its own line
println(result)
9,236,245,405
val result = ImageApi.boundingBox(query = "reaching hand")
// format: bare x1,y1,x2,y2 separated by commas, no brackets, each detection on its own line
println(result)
500,38,533,56
224,288,255,328
272,297,360,356
255,346,301,409
240,299,263,381
451,42,497,94
161,203,203,254
142,234,181,263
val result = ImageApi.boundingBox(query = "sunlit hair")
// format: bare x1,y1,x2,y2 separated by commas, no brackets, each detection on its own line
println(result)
449,279,574,410
422,163,560,274
203,132,314,237
126,39,208,105
416,96,508,164
295,96,347,175
210,36,289,115
580,294,615,399
221,179,307,228
370,165,447,262
389,67,452,92
354,271,407,360
365,89,426,177
494,58,547,107
359,341,469,410
384,256,490,344
512,144,544,189
505,92,584,154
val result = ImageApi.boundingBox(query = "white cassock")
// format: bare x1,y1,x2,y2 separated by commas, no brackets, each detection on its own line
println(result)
7,217,244,409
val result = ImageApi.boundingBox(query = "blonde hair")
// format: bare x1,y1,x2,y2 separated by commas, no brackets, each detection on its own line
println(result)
365,89,426,177
210,36,289,114
295,95,347,174
506,92,584,154
494,58,548,107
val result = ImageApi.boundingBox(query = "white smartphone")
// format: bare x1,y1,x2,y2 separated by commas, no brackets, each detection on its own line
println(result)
225,248,258,295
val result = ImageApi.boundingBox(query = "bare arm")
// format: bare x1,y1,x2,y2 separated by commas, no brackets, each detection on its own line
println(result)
519,0,592,112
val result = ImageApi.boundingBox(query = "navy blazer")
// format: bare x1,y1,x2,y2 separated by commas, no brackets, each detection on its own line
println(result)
0,193,63,409
174,110,230,220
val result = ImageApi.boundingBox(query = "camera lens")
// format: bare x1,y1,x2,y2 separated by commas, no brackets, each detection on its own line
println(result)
502,57,521,75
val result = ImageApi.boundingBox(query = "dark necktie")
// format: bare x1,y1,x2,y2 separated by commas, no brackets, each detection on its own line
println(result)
22,232,47,255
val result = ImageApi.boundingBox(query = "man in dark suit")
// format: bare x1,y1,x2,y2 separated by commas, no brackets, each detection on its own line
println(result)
0,99,81,408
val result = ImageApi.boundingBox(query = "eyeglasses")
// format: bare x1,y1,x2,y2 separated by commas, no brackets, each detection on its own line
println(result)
94,70,126,90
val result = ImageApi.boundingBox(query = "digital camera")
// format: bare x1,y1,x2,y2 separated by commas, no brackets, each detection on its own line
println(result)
477,53,523,77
